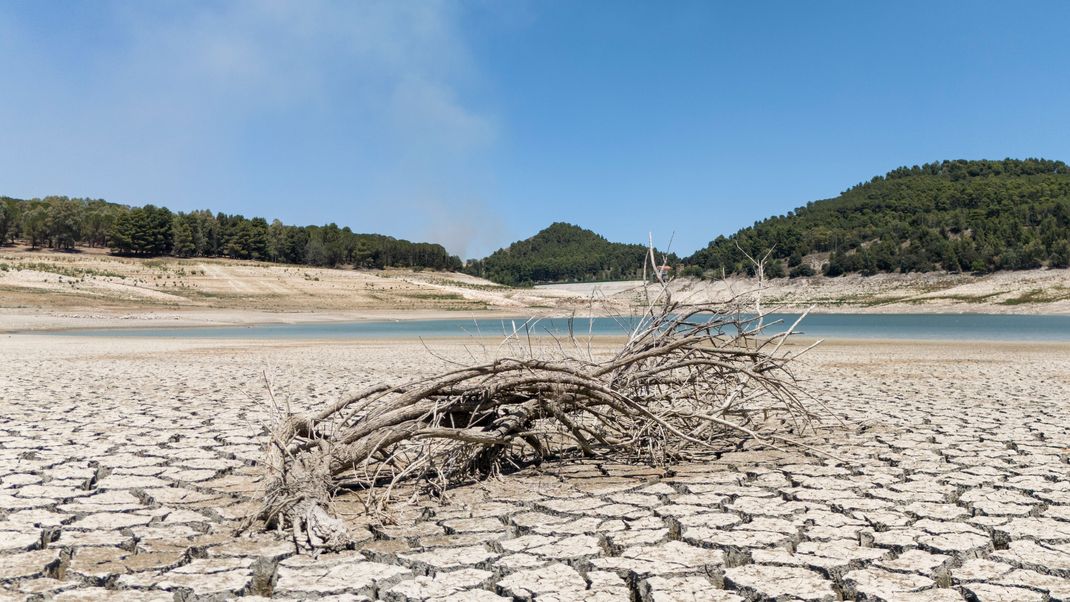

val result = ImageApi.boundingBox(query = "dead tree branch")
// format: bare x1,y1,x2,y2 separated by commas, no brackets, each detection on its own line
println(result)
252,248,819,553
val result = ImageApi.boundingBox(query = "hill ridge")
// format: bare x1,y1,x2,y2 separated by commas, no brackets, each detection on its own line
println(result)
686,158,1070,277
464,222,674,286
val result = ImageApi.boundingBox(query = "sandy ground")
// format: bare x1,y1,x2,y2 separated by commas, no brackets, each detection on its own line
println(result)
673,271,1070,315
0,249,585,332
542,271,1070,315
3,249,1070,333
1,334,1068,600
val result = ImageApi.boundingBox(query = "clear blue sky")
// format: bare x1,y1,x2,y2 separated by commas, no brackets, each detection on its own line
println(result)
2,1,1068,259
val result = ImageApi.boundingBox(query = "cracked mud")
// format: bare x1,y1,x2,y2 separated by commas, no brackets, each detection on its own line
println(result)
1,337,1069,601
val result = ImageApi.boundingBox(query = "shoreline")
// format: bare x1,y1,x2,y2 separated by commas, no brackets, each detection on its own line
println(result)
3,251,1070,328
8,305,1070,335
11,328,1070,349
0,307,538,334
4,287,1068,599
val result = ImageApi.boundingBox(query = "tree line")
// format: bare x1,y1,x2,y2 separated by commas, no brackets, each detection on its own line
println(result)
5,157,1069,282
0,196,462,270
685,158,1070,278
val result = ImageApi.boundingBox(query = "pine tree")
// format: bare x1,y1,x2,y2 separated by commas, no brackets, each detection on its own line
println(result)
172,218,195,257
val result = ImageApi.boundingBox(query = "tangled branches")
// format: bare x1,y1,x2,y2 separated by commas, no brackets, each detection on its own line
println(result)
254,274,821,553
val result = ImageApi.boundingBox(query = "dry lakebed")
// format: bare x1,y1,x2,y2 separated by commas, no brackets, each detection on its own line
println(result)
1,330,1069,601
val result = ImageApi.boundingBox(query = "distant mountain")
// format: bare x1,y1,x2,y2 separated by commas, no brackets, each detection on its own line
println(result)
465,222,674,286
686,158,1070,277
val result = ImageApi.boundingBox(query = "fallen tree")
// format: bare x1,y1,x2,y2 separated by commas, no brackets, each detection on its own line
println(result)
252,260,821,553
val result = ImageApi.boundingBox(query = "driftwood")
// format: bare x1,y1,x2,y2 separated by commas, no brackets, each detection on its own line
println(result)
253,260,820,553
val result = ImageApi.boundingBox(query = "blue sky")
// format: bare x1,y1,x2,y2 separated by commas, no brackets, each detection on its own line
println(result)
1,1,1068,258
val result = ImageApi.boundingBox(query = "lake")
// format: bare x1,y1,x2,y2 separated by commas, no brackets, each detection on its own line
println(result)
49,313,1070,342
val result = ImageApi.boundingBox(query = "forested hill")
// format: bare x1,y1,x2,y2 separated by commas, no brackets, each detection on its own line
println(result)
686,158,1070,277
465,222,674,286
0,196,461,270
7,158,1069,281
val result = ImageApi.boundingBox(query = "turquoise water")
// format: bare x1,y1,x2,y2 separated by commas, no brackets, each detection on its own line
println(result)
48,313,1070,341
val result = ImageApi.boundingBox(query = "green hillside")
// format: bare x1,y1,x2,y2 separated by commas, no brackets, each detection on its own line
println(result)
686,158,1070,277
0,196,461,270
465,222,673,286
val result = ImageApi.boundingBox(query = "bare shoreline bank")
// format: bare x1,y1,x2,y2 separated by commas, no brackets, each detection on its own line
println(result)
3,249,1070,333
